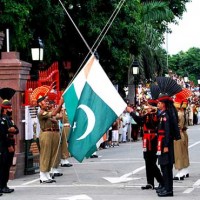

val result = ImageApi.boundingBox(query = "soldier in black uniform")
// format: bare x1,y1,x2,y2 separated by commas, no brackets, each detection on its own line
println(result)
0,114,5,197
154,77,181,197
0,99,18,194
156,98,174,197
127,98,164,190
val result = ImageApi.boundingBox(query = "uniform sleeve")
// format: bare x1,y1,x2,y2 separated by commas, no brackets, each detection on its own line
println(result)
13,124,19,134
130,112,144,125
0,120,12,148
0,124,7,142
162,114,170,148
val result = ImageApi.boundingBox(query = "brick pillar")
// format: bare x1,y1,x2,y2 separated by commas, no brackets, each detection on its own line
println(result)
0,52,32,179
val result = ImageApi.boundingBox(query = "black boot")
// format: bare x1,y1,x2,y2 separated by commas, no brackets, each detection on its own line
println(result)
173,176,184,180
155,183,163,190
157,190,173,197
141,184,154,190
156,185,165,194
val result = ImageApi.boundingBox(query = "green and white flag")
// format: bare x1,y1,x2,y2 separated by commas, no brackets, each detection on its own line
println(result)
63,55,126,162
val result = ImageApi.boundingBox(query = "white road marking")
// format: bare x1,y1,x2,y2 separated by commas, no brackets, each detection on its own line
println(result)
183,188,194,194
103,177,140,184
121,166,145,178
21,178,40,185
11,183,191,188
188,141,200,149
183,179,200,193
58,194,92,200
10,184,128,188
193,179,200,187
101,158,143,161
103,166,144,183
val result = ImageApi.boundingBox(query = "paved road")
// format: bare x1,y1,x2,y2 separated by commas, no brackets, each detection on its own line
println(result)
2,125,200,200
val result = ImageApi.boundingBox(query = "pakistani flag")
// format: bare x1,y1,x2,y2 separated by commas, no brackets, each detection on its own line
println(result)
63,55,126,162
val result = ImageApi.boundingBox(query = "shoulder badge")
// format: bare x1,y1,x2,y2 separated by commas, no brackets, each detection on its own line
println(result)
163,117,167,121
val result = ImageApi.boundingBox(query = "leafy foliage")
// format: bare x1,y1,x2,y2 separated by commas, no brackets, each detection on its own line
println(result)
168,47,200,84
0,0,189,90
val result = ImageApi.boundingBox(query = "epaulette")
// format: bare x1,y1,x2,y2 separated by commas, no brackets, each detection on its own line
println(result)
42,111,48,116
39,110,47,116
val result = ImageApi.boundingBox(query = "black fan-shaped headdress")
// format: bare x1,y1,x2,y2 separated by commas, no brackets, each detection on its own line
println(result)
150,84,161,100
0,87,16,100
156,77,182,102
148,84,160,106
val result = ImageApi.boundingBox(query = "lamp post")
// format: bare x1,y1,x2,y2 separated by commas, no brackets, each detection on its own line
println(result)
184,74,189,88
132,60,139,106
30,37,44,80
165,74,170,77
197,76,200,93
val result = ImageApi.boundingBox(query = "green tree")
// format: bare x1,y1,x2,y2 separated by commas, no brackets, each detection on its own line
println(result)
0,0,32,51
0,0,190,89
0,0,65,63
168,47,200,84
138,1,175,81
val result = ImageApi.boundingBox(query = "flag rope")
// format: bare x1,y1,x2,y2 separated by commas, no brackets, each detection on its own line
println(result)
58,0,92,54
59,0,125,87
93,0,125,52
75,0,126,83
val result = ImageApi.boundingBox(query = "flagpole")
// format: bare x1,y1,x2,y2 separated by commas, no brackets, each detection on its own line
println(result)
93,0,125,51
79,0,125,70
60,0,125,93
166,23,169,70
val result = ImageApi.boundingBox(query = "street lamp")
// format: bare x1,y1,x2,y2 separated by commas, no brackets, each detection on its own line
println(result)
31,37,44,61
30,37,44,80
197,76,200,92
184,74,189,88
184,76,189,83
198,76,200,85
132,60,139,105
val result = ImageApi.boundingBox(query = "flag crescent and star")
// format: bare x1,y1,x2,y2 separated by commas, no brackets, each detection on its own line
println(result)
76,104,95,140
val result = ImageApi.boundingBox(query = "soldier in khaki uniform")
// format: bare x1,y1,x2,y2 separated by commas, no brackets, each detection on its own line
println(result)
50,105,73,177
60,107,73,167
37,96,64,183
173,91,191,180
47,100,64,177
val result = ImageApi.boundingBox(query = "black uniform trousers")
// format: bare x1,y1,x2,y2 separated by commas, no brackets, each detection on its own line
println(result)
0,150,14,189
0,151,10,189
158,140,174,192
144,151,163,187
160,163,173,192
